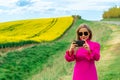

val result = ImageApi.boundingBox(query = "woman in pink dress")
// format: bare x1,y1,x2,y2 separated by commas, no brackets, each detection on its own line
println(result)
64,24,100,80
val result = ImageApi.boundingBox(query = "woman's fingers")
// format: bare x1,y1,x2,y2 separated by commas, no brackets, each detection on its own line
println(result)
70,43,76,49
83,44,87,48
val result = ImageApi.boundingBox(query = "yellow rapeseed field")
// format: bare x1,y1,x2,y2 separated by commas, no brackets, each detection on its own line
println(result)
0,16,73,44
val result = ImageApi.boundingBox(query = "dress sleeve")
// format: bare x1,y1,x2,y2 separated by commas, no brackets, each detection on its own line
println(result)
64,50,76,62
86,42,100,61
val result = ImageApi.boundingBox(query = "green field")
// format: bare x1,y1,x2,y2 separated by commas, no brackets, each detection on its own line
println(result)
0,18,120,80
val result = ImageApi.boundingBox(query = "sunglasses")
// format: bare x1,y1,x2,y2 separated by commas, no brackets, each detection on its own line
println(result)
78,32,89,36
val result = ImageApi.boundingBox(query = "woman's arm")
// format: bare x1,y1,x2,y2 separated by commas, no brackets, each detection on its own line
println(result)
64,42,77,62
86,42,100,61
64,49,76,62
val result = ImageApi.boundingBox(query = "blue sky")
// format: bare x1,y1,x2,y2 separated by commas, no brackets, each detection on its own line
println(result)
0,0,120,22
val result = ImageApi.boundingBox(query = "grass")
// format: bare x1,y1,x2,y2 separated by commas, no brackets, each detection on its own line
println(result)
104,54,120,80
97,44,120,80
0,41,69,80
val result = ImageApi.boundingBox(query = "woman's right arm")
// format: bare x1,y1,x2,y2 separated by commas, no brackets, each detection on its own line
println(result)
64,43,76,62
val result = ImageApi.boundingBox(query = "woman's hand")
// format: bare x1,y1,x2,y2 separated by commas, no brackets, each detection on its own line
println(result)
69,42,77,56
69,42,76,51
83,41,91,54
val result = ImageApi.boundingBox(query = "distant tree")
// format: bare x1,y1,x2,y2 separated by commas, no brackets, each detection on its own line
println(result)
102,6,120,19
72,15,81,20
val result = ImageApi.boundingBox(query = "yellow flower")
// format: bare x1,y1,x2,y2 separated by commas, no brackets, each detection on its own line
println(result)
0,16,73,44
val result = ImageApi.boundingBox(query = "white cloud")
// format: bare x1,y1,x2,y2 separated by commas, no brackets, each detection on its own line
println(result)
29,0,53,11
0,0,53,15
0,0,18,8
0,9,3,13
52,0,119,11
7,7,28,15
64,0,119,3
0,0,119,15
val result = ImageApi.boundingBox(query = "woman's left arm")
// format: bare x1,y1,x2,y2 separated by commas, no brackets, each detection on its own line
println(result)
83,42,100,61
87,42,100,61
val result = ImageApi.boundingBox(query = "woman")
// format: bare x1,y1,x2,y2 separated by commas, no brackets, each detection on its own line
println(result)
64,24,100,80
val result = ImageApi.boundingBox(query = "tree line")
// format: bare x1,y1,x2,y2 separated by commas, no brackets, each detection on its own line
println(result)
103,6,120,19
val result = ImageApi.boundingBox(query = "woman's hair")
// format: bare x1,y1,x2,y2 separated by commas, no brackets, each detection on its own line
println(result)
76,24,92,40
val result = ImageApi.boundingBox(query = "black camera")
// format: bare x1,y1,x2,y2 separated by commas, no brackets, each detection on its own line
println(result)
73,40,85,47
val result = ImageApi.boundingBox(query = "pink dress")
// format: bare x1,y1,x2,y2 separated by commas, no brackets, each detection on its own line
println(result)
64,40,100,80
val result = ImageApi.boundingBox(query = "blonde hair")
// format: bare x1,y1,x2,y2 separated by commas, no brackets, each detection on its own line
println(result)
76,24,92,40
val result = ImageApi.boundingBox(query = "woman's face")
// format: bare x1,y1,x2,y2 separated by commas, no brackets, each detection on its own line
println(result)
78,28,90,41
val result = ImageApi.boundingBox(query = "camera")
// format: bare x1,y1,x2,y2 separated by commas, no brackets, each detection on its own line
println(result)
73,40,85,47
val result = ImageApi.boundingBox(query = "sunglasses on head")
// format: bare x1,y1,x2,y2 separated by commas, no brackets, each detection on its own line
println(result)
78,32,88,36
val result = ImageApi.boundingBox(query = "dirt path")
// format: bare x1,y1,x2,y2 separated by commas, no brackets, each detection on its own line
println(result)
0,44,36,56
101,21,120,26
96,22,120,79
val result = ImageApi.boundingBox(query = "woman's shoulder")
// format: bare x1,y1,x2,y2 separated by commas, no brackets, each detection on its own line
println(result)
90,40,100,46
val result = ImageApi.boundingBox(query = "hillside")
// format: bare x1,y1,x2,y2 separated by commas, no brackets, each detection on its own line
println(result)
0,17,120,80
0,16,116,80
